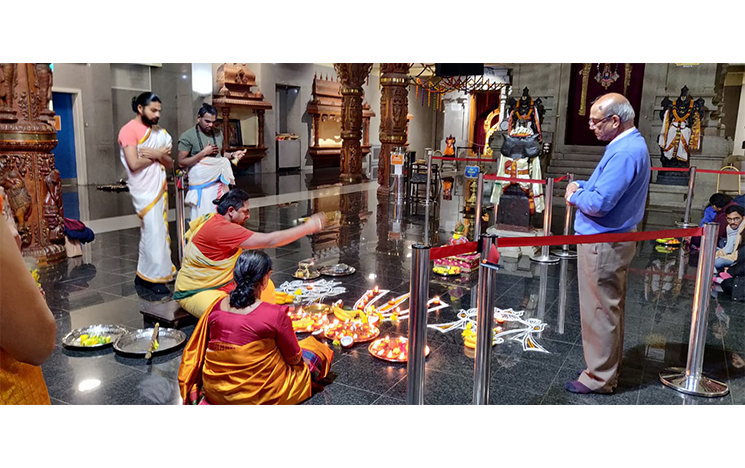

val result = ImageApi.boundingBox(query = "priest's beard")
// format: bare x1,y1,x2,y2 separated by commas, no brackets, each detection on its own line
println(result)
141,114,159,126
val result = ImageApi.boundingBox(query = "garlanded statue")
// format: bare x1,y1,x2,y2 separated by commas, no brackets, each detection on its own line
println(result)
658,86,704,169
449,221,469,246
490,87,546,225
443,135,455,157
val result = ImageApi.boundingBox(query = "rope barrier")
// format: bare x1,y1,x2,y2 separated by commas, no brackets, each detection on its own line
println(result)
651,167,690,172
483,174,547,184
429,227,703,260
431,156,495,163
482,173,569,185
652,166,745,176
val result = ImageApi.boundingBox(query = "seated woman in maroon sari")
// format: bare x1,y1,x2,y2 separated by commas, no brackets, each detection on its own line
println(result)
178,250,333,405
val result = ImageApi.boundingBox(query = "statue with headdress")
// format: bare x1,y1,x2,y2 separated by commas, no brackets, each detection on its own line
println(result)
490,87,546,230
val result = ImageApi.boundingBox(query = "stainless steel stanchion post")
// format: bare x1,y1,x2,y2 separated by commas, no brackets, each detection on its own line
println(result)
407,244,431,405
174,170,187,265
552,173,577,258
473,234,498,405
676,167,697,228
530,177,559,264
424,149,433,208
474,172,484,240
557,258,568,335
536,262,549,320
659,222,729,397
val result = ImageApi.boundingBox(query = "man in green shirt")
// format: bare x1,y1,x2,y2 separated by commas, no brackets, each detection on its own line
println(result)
177,104,246,221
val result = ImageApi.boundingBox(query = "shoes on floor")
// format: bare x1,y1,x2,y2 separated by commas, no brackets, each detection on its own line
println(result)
134,276,170,295
565,380,594,394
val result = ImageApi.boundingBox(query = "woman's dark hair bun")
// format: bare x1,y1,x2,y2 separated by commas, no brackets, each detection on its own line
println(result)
229,251,272,309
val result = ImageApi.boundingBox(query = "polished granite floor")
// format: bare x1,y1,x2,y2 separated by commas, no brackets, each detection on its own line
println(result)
38,171,745,405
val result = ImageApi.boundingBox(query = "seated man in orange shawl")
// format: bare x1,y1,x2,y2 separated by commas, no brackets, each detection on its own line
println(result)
174,188,326,317
178,250,333,404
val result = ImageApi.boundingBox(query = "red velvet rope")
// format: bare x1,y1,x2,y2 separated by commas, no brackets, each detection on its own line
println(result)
431,156,495,162
483,174,547,184
428,227,703,260
652,167,745,176
650,167,690,172
482,173,569,185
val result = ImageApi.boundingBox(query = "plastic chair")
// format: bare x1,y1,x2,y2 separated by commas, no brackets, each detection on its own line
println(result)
717,165,742,195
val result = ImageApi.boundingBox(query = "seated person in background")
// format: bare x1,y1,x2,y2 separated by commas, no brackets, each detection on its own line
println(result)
174,188,327,318
714,205,745,269
715,227,745,300
178,251,333,405
691,193,737,249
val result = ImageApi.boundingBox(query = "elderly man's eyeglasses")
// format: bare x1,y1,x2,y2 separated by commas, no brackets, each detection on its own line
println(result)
588,115,615,128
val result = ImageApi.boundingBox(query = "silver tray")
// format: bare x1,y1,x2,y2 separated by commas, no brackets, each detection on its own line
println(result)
293,270,321,280
62,324,127,349
113,328,186,356
319,264,356,277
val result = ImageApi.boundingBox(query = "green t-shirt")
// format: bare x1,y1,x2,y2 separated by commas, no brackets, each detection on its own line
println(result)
178,125,225,158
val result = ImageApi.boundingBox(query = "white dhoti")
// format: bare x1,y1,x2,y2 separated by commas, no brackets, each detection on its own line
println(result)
120,126,176,283
184,157,234,222
489,155,545,214
658,109,700,163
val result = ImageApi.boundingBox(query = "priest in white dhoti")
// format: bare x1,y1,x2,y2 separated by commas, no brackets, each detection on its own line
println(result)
118,92,176,296
177,104,246,221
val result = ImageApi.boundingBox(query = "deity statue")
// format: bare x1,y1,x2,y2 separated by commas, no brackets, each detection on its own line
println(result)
658,86,704,168
43,169,65,242
0,164,33,246
0,63,16,120
490,87,546,229
507,87,544,139
441,177,454,200
443,135,455,157
35,63,55,122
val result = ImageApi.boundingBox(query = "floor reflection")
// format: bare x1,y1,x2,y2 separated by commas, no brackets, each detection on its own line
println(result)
39,173,745,405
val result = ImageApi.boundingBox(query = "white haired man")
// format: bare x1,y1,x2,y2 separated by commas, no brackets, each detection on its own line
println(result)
564,93,651,394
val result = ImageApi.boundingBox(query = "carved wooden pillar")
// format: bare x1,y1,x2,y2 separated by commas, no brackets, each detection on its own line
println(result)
220,107,230,156
338,190,363,266
334,63,372,185
257,109,265,148
378,63,411,196
0,63,65,265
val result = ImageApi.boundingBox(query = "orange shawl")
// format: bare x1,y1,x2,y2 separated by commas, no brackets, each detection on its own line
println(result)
0,349,51,405
178,308,331,405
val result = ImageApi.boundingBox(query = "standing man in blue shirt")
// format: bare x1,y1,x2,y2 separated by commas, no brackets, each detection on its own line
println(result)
564,93,650,394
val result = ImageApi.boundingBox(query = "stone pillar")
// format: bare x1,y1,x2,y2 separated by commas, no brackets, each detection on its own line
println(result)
378,63,411,196
0,63,65,265
733,73,745,157
334,63,372,184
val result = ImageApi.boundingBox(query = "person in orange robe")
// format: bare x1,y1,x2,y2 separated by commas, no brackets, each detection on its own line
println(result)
178,250,333,405
0,216,56,405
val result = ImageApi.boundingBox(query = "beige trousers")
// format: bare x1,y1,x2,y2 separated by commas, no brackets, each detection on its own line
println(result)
576,240,637,392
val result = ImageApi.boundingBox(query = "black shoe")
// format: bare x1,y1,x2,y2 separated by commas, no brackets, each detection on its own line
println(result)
134,276,170,296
